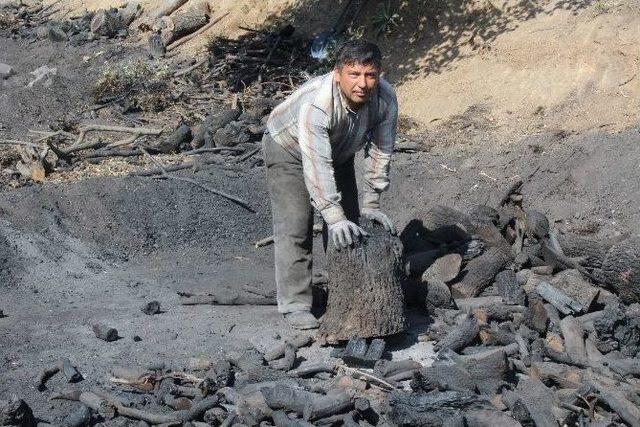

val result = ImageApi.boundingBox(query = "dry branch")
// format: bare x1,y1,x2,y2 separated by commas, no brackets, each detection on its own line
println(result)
139,147,254,212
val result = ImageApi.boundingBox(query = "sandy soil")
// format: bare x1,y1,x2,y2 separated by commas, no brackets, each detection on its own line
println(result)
38,0,640,136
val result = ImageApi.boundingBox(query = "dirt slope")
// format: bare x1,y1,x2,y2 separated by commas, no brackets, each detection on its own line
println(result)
42,0,640,137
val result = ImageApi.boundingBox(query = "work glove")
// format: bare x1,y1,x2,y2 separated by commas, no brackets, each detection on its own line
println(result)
361,208,397,235
328,220,368,249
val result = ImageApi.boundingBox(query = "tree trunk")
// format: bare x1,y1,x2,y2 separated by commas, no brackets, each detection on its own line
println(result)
163,0,209,44
319,223,406,342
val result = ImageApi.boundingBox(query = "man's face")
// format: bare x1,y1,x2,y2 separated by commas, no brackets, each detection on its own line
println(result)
334,62,380,109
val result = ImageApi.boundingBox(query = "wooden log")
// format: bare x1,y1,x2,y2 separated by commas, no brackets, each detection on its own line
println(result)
596,237,640,304
264,334,312,361
289,362,336,378
261,384,319,415
433,315,479,353
151,0,189,20
536,281,583,314
549,270,599,311
268,342,296,371
559,316,587,361
589,380,640,427
523,295,549,334
422,253,462,283
505,377,559,426
303,391,353,421
154,123,191,153
605,358,640,377
474,303,525,322
374,359,423,379
530,361,583,388
319,223,406,341
162,1,209,44
455,296,503,313
387,390,491,426
424,278,452,309
412,361,474,393
451,246,512,298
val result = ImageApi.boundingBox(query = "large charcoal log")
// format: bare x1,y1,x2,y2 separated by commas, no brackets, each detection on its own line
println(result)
503,378,560,426
387,390,492,426
451,247,512,298
433,315,479,353
319,223,406,341
595,237,640,304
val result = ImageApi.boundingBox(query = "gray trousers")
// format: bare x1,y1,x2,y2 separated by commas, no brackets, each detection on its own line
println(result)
262,132,360,313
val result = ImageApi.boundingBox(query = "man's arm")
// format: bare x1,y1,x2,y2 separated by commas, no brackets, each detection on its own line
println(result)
298,103,346,224
362,94,398,211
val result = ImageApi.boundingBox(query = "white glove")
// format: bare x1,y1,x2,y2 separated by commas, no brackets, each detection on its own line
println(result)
361,208,397,235
328,220,368,249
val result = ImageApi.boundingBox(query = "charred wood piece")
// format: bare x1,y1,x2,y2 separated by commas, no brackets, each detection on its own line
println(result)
37,358,83,391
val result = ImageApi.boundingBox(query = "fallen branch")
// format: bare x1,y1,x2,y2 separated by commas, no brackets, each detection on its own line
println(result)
63,125,163,154
139,148,254,212
174,58,208,77
336,364,397,391
235,147,261,163
177,290,275,305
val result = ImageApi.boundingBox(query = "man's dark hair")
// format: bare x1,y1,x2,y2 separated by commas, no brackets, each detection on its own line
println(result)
335,40,382,69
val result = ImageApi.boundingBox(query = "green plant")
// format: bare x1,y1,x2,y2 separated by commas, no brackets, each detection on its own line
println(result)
371,1,401,38
593,0,611,14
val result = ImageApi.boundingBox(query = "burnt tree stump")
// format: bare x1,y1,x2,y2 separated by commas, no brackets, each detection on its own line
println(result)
319,223,406,342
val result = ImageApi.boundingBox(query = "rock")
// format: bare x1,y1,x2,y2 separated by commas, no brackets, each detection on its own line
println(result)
92,324,119,342
0,63,15,80
141,300,161,315
26,65,57,88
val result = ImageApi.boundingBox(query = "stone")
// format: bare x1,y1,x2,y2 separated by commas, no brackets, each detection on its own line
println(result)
0,63,15,80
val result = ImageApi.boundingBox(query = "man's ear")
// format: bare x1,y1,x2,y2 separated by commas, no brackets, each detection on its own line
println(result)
333,67,341,82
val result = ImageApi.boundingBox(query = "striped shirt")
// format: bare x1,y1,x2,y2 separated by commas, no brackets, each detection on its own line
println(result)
266,71,398,224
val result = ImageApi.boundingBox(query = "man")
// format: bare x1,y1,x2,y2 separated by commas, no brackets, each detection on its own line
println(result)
262,40,398,330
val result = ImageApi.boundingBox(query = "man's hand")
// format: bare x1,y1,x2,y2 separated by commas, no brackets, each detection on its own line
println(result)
328,220,369,249
361,208,397,235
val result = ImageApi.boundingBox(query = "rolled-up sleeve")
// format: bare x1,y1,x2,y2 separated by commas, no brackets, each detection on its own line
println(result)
298,103,346,224
362,96,398,210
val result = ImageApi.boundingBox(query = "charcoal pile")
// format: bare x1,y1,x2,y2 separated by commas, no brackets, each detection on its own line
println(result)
392,181,640,426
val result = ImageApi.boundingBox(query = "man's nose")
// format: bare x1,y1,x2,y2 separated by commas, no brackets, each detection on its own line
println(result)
357,76,366,88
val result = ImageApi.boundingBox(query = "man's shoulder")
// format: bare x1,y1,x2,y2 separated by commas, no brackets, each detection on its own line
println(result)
377,77,398,106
